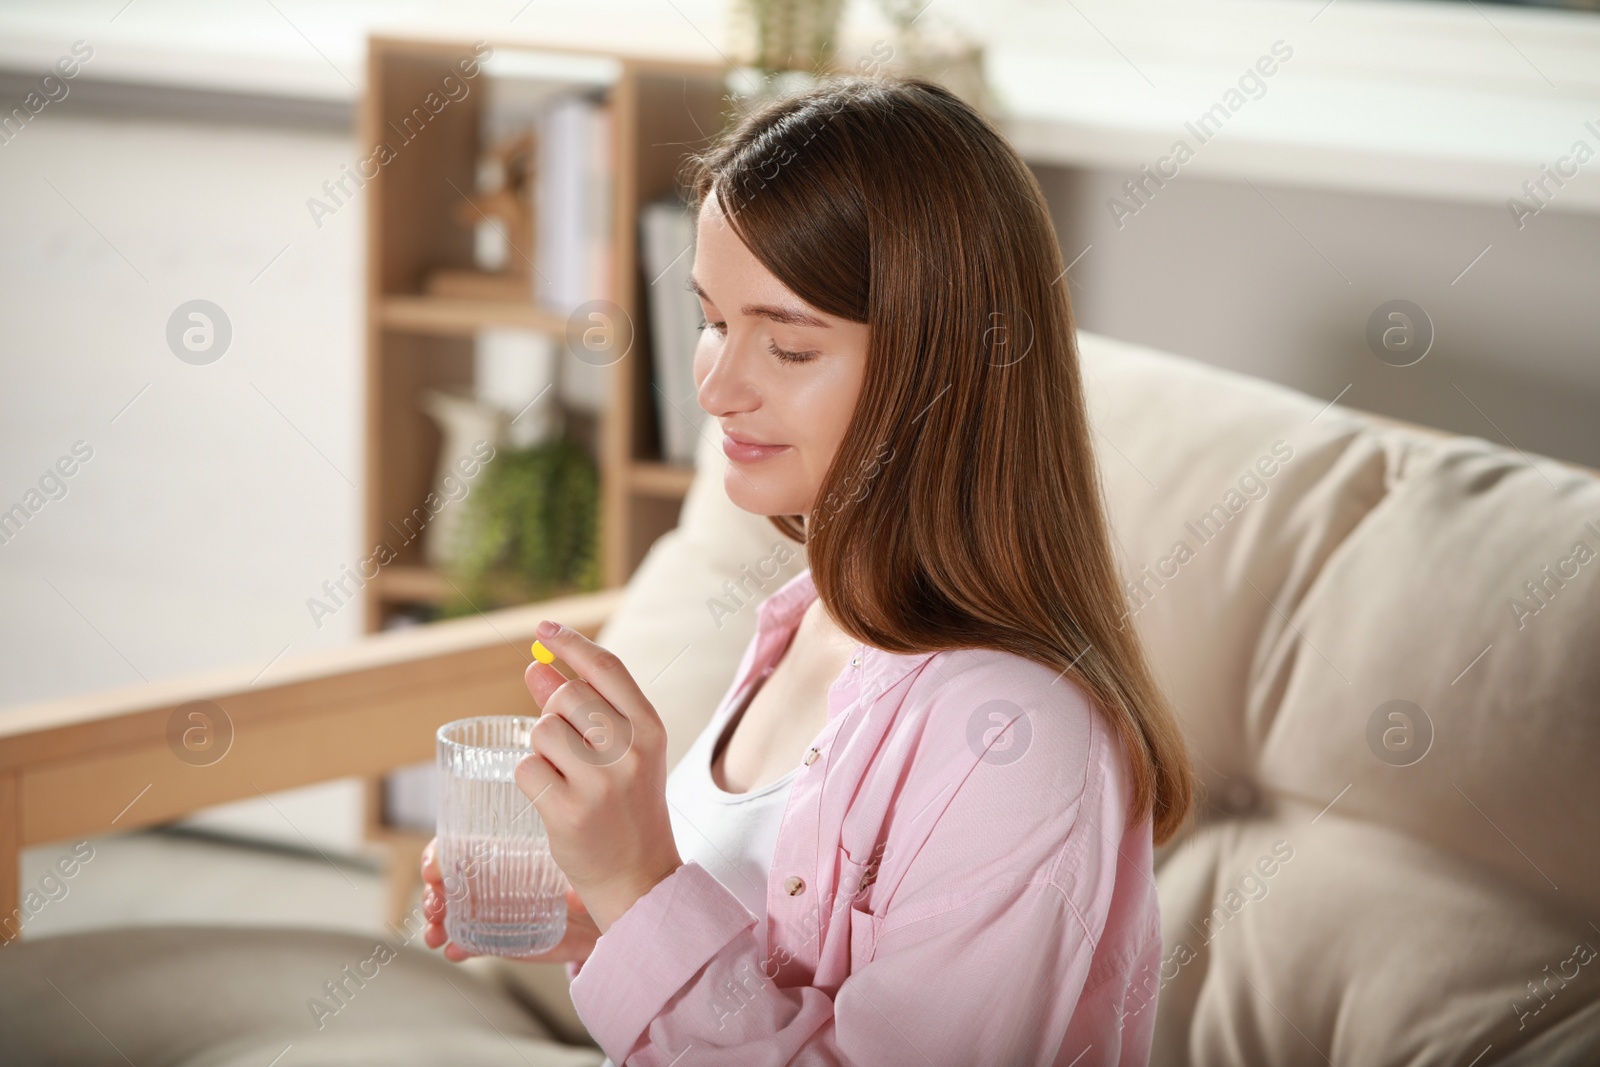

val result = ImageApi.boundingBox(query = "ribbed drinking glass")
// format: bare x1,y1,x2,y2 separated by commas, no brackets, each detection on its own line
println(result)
436,716,567,956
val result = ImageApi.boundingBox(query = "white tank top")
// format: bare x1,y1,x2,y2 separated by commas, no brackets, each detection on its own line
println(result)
663,663,798,952
596,669,797,1067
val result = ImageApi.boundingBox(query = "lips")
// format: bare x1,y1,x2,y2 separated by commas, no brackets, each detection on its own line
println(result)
722,433,791,463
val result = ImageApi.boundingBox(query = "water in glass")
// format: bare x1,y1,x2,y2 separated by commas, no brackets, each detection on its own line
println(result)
436,716,567,956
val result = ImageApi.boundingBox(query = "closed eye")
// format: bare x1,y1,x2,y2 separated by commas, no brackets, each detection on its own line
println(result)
768,339,817,365
697,319,816,365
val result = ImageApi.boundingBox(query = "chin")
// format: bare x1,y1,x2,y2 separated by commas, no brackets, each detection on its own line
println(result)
723,468,809,518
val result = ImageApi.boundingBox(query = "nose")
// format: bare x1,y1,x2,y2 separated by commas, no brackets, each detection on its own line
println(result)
695,334,759,422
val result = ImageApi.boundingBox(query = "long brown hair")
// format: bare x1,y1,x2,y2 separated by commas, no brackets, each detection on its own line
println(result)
684,77,1194,845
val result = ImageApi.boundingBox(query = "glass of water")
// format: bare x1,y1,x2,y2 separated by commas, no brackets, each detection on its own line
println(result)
436,716,567,957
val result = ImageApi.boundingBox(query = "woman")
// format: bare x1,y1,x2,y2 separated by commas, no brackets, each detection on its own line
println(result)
423,75,1193,1066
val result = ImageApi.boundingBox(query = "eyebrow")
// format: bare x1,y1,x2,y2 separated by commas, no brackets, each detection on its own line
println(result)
687,276,831,329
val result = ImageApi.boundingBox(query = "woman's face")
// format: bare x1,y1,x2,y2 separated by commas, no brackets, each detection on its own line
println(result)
691,189,870,519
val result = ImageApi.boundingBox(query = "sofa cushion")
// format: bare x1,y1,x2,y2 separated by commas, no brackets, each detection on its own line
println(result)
0,926,605,1067
1076,331,1396,823
1150,814,1600,1066
1256,433,1600,909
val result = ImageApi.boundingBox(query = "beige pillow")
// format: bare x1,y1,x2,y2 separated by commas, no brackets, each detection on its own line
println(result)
1076,330,1396,822
1257,431,1600,907
1153,813,1600,1065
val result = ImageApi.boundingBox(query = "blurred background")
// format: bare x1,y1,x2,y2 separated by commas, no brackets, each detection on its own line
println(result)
1,0,1596,942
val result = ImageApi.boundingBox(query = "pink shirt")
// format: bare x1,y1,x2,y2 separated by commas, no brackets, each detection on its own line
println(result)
567,567,1161,1065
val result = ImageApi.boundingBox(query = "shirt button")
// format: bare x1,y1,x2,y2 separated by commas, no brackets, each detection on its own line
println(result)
851,653,861,667
803,748,820,765
784,876,806,896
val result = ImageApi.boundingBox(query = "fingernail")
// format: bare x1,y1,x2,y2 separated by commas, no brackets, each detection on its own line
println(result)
537,619,558,639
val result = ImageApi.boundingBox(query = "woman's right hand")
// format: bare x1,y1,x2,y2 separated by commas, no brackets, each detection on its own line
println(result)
421,837,600,965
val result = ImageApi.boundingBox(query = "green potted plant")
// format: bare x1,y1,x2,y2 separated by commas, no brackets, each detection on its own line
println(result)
438,415,602,617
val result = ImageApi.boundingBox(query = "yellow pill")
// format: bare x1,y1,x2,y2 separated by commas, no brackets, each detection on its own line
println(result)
531,640,555,665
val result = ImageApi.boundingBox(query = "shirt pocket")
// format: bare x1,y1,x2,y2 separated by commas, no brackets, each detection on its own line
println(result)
838,846,883,969
838,844,889,972
848,900,880,969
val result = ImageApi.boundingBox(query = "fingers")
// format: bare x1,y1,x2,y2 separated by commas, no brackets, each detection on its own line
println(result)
529,623,655,728
526,670,642,774
524,671,642,780
421,838,441,885
423,915,447,949
421,860,581,965
523,660,568,708
514,750,564,808
420,878,478,961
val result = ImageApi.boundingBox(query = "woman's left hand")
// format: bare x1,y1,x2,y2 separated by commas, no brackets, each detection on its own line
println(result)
516,621,684,934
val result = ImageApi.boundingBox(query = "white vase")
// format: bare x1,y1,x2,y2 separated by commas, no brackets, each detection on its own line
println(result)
475,329,561,449
418,388,506,572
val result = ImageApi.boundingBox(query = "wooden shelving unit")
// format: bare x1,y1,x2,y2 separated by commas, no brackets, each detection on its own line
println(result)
357,36,728,911
628,459,699,498
377,294,569,337
369,563,453,605
360,35,729,631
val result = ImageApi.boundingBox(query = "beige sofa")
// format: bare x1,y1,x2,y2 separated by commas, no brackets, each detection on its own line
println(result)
3,329,1597,1065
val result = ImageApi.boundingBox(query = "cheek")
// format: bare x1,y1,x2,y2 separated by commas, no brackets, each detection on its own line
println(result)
799,402,851,470
790,361,864,465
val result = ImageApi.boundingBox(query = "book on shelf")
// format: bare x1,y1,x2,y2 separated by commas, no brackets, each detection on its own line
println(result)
534,90,614,415
639,197,707,466
463,63,615,416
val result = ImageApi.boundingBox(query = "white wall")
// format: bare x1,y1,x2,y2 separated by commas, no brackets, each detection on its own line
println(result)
0,111,370,850
1036,165,1600,470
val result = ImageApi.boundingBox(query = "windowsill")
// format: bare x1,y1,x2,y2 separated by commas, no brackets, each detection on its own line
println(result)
1,0,1595,212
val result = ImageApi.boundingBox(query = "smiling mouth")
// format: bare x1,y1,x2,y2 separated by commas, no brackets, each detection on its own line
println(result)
722,435,791,463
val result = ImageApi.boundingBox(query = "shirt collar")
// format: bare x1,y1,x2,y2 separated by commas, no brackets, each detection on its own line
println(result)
752,567,939,720
755,566,822,635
